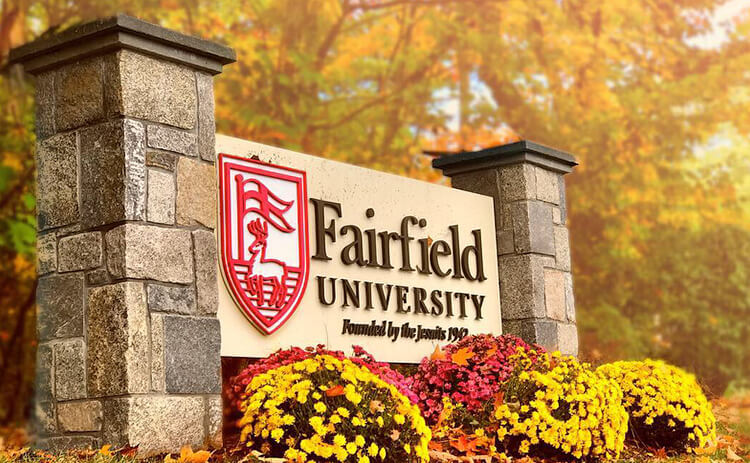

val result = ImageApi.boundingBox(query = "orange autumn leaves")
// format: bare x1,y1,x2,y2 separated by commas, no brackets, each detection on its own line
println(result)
325,384,346,397
164,446,212,463
430,344,478,366
451,348,475,367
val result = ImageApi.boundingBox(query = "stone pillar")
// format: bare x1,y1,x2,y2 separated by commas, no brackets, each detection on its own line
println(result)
9,15,235,454
433,141,579,355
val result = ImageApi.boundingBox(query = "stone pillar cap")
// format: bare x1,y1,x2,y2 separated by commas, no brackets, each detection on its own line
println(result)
8,14,236,75
432,140,578,176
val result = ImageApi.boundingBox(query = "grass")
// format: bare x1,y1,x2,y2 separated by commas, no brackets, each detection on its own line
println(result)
1,394,748,463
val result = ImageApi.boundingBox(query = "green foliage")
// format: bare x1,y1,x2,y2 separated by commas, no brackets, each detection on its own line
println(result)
0,68,37,425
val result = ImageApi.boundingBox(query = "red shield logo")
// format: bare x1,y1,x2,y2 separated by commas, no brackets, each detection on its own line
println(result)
218,154,310,334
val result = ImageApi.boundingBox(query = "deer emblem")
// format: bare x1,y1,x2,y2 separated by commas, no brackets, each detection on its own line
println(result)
246,218,288,307
220,155,309,334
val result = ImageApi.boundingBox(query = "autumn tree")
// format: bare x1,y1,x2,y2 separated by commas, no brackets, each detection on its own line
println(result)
454,0,750,392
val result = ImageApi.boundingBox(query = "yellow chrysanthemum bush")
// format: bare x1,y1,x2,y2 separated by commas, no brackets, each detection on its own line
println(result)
238,354,431,463
597,360,717,453
494,350,628,461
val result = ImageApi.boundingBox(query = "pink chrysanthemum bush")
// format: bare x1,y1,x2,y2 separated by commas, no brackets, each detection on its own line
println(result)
407,334,543,424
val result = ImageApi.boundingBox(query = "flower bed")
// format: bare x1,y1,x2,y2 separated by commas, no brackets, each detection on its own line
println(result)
226,336,721,462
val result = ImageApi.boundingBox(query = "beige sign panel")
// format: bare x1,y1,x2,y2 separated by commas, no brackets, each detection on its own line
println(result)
216,135,502,362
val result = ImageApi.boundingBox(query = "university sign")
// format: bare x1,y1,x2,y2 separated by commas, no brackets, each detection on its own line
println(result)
10,14,577,454
216,136,503,362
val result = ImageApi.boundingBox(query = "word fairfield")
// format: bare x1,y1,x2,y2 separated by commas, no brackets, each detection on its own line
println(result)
310,198,487,281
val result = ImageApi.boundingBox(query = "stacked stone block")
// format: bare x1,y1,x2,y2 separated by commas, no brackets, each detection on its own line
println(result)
10,15,235,454
433,141,579,355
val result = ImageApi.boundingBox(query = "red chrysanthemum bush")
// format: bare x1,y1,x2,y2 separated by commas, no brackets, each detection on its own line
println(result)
407,334,543,424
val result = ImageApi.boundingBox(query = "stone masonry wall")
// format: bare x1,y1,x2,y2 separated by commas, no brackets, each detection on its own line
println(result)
451,162,577,354
33,49,221,454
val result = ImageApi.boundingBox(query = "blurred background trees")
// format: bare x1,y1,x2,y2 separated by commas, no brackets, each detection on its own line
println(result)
1,0,748,425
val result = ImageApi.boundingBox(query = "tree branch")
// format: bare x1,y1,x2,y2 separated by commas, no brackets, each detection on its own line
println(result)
309,47,444,131
314,1,351,70
0,277,37,377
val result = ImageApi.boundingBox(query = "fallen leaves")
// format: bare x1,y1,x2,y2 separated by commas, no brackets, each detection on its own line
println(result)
451,348,475,366
15,444,141,462
325,384,345,397
65,448,99,460
726,447,743,462
428,448,493,462
369,399,384,414
493,391,505,409
429,440,445,451
694,443,718,456
164,446,212,463
653,447,668,459
0,446,28,460
0,427,28,454
429,447,506,462
435,404,451,430
449,434,484,455
431,345,447,361
116,444,139,458
432,422,499,460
